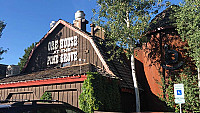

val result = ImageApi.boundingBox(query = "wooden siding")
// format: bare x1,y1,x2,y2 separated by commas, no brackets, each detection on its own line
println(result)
0,82,83,108
24,24,103,74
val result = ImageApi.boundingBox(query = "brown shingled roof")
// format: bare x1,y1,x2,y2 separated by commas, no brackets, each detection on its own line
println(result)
0,64,94,84
93,37,134,89
7,19,134,89
149,5,178,31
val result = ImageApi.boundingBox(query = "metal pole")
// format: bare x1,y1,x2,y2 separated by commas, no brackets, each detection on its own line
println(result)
160,33,166,100
179,103,182,113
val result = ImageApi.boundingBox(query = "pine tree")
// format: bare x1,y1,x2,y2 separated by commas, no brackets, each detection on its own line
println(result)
18,43,36,71
0,20,7,60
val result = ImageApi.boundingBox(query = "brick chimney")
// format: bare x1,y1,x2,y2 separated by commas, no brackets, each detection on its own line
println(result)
73,10,88,32
94,26,105,40
90,23,95,36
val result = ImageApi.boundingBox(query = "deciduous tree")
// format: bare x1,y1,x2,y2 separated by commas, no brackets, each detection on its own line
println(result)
92,0,162,111
175,0,200,100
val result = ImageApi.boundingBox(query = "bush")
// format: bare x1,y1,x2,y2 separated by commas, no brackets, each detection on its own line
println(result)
79,72,121,113
160,65,200,112
40,92,52,100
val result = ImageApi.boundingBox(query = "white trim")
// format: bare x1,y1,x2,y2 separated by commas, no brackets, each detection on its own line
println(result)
60,20,114,76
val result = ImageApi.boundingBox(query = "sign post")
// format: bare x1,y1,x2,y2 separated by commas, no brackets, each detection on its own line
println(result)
174,84,185,113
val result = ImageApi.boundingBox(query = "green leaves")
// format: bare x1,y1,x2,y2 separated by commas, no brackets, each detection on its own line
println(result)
79,73,97,113
172,2,200,111
0,20,6,60
79,72,121,113
40,92,52,100
92,0,161,58
0,47,7,60
18,42,36,71
175,0,200,68
177,66,200,112
0,21,6,38
160,65,200,112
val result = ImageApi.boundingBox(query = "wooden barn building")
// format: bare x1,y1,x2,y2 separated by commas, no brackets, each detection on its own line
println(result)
0,6,192,112
0,11,135,111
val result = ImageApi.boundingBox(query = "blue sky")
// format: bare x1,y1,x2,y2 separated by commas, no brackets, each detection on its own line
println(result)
0,0,181,65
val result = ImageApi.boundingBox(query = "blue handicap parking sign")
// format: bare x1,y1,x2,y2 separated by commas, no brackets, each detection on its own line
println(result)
174,84,184,99
177,90,182,95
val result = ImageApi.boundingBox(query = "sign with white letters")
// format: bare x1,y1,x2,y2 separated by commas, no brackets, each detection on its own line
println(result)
174,84,184,99
47,36,78,65
174,84,185,104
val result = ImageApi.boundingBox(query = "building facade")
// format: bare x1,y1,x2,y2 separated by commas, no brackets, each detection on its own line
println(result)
0,11,135,111
0,6,192,112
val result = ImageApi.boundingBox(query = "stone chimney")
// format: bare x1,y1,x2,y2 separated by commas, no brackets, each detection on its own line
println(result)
73,10,88,31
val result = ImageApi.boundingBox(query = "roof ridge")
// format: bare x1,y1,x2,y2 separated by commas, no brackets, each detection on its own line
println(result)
22,19,115,76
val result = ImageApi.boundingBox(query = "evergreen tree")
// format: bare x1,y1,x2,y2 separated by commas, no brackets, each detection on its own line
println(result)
0,20,7,60
18,43,36,71
92,0,163,111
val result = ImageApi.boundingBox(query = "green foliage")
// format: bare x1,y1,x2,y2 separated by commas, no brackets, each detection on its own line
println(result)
159,65,200,112
79,72,121,113
173,1,200,111
40,92,52,100
178,67,200,112
92,0,164,58
0,47,7,60
18,42,36,71
0,20,7,60
92,1,167,111
174,0,200,68
158,74,175,112
0,21,6,38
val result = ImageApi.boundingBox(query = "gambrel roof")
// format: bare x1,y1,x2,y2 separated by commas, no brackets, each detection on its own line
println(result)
0,19,134,89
